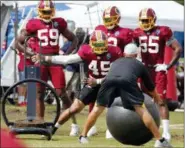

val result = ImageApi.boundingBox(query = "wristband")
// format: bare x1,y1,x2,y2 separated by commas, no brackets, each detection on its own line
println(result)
45,56,49,62
96,79,103,84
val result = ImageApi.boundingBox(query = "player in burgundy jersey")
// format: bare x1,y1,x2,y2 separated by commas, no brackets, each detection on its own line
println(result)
15,0,79,136
95,6,133,52
31,30,122,138
93,6,134,137
133,8,182,144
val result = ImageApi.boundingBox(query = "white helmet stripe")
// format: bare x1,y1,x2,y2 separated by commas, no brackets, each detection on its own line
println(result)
105,6,113,17
44,0,50,8
95,30,103,41
141,8,148,19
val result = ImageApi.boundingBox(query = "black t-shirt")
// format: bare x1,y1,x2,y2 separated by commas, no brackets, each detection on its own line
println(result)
107,57,155,91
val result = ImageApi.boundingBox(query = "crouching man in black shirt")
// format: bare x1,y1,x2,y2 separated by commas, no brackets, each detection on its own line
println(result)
80,43,172,148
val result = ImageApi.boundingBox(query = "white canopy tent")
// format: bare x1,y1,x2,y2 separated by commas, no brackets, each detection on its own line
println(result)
99,1,184,31
56,1,184,32
17,1,184,31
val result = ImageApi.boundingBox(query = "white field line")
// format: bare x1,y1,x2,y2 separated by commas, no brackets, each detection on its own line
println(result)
160,124,184,129
174,109,184,112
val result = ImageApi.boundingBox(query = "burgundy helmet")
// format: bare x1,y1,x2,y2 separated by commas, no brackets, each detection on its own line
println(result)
90,30,108,55
37,0,55,22
103,6,121,30
139,8,157,31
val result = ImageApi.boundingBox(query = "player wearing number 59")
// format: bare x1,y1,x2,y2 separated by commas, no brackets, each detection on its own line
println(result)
15,0,78,123
133,8,182,142
31,30,122,137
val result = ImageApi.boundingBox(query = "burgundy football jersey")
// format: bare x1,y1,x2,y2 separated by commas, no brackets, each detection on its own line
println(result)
78,44,122,79
133,26,174,65
26,17,67,54
95,25,133,51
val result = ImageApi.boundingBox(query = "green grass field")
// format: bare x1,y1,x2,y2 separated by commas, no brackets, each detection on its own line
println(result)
1,104,184,148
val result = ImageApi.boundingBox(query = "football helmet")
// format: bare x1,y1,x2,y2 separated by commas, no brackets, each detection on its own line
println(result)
90,30,108,55
139,8,157,31
103,6,121,30
37,0,55,22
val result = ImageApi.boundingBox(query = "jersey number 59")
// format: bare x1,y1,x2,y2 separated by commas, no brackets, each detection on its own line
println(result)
38,29,59,46
89,60,110,76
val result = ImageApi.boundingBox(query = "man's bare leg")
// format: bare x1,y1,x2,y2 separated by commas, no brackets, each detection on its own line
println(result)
52,99,85,135
81,105,105,137
134,105,161,140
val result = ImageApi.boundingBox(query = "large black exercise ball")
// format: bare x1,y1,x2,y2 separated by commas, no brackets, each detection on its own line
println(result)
106,93,160,146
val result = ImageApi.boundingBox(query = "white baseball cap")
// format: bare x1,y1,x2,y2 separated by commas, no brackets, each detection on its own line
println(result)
124,43,138,55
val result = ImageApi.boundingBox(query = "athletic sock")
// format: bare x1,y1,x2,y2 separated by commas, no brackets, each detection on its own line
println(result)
18,96,25,104
162,120,170,135
52,123,61,135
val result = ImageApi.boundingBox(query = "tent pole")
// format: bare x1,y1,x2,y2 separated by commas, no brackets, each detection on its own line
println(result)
14,1,18,83
87,7,93,29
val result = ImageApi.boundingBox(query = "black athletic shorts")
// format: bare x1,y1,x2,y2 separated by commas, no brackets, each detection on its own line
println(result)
96,77,144,108
75,85,101,105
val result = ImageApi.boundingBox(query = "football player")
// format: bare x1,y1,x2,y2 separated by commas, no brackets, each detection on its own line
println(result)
133,8,182,143
31,30,122,140
15,0,79,136
91,6,134,137
95,6,133,51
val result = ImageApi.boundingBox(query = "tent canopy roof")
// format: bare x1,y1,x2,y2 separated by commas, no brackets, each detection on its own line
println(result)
17,1,184,31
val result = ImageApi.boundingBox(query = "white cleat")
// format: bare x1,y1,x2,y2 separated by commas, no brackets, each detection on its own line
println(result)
162,133,171,142
79,136,89,144
106,129,113,139
69,124,79,136
154,139,173,148
87,126,98,137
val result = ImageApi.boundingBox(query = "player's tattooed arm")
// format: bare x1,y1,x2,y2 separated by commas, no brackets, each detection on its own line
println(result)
15,29,35,56
62,28,78,55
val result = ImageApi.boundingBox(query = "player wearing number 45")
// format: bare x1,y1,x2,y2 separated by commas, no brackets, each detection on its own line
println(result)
15,0,80,136
31,30,122,139
133,8,182,142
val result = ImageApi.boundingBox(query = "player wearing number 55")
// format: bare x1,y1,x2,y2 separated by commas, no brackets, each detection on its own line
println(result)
31,30,122,139
133,8,182,142
14,0,79,132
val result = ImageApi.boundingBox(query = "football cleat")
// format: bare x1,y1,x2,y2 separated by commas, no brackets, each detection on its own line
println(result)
162,133,171,142
154,138,173,148
106,129,113,139
79,136,89,144
69,124,79,136
87,126,98,137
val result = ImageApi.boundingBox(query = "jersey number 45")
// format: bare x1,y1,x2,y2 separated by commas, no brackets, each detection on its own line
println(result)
89,60,110,76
